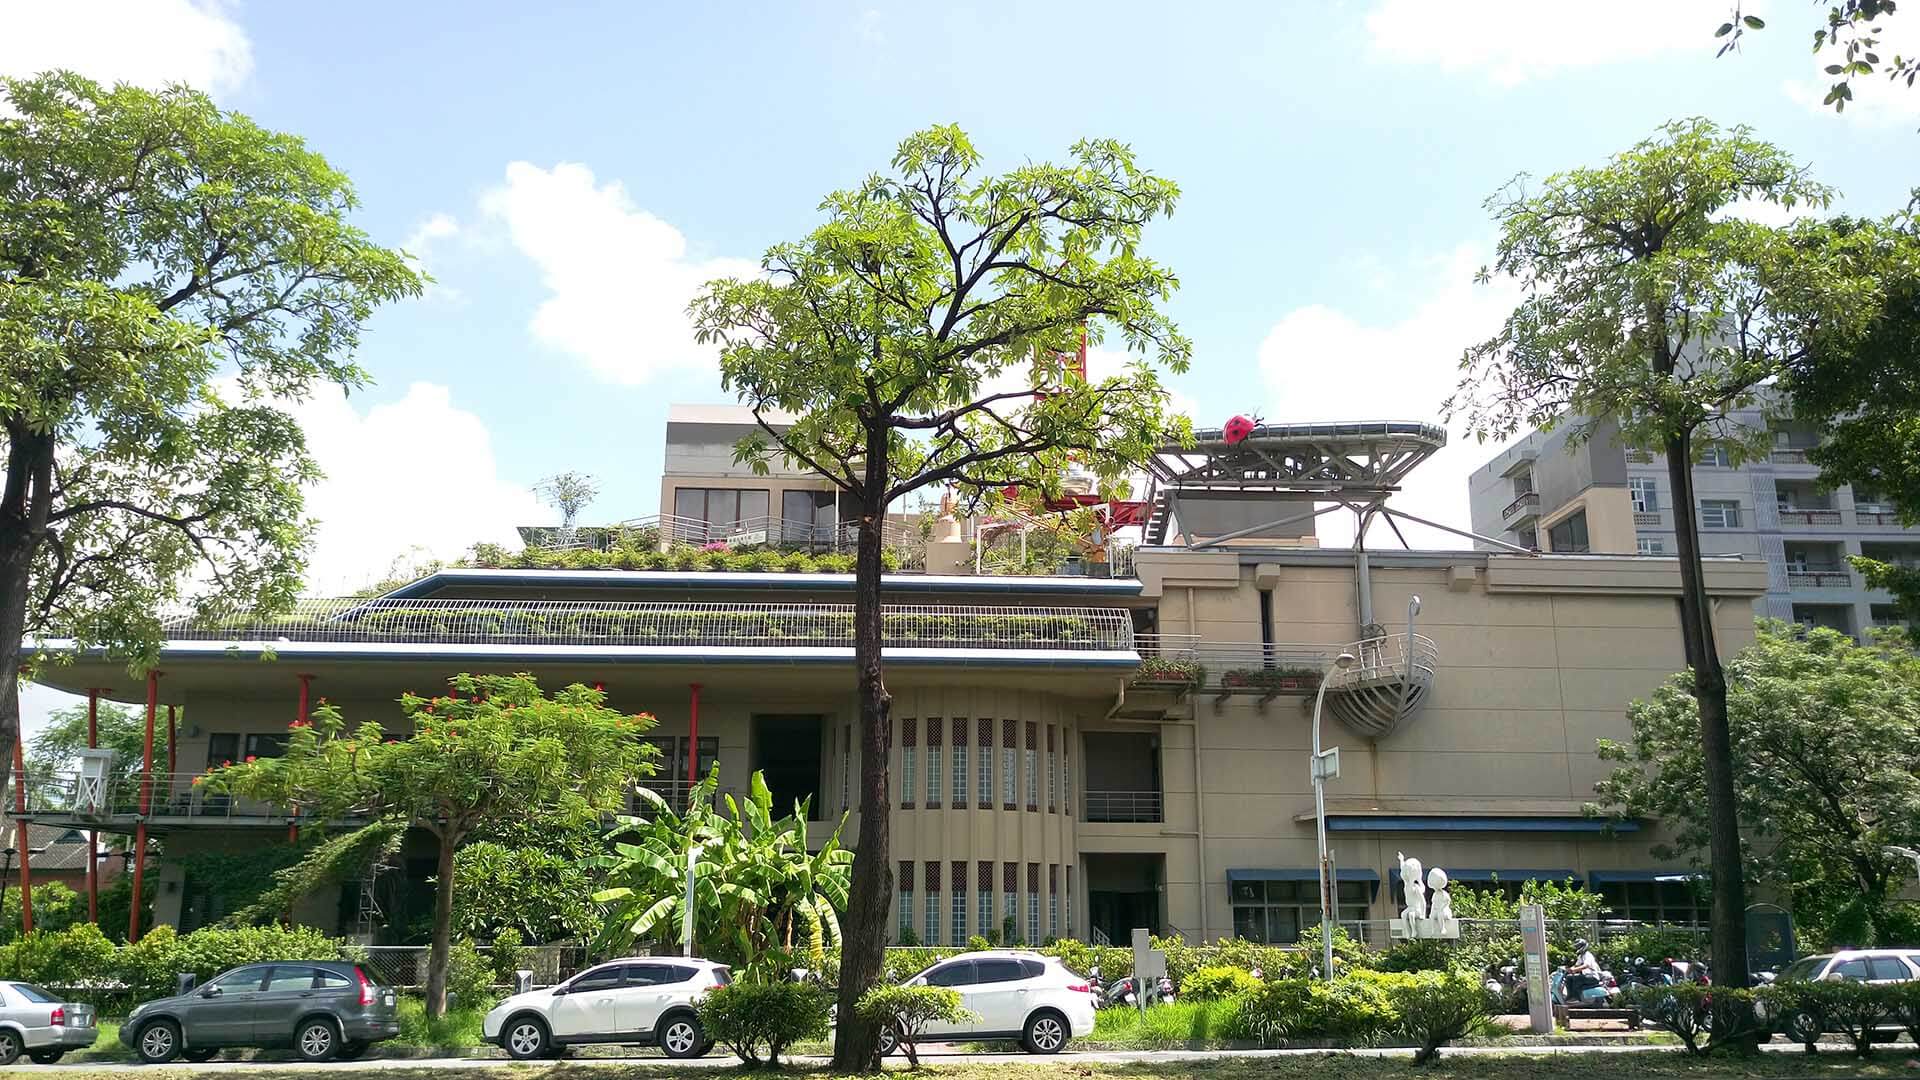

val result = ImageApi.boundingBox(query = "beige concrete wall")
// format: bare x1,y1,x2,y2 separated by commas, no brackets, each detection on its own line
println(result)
1538,486,1638,554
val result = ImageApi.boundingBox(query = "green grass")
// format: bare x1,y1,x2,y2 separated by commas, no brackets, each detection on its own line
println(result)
394,997,494,1054
1090,1000,1247,1048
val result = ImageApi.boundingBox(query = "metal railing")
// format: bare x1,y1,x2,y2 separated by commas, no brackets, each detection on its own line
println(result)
1334,631,1439,688
1788,570,1853,588
1082,790,1163,823
1502,492,1540,520
1857,510,1903,526
355,944,589,990
1777,509,1842,526
1133,632,1437,692
160,599,1135,652
15,771,301,822
1771,448,1810,464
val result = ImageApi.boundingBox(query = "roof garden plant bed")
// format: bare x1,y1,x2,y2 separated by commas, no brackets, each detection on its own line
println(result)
461,542,902,575
1219,666,1322,691
1132,655,1207,687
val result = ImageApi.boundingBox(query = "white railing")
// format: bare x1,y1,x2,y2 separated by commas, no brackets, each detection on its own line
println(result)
1633,511,1662,526
1771,448,1811,464
17,771,307,822
160,599,1135,652
1777,509,1842,526
1082,790,1163,824
1788,570,1852,588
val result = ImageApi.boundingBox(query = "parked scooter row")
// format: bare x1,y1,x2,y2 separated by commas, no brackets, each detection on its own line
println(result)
1086,966,1176,1010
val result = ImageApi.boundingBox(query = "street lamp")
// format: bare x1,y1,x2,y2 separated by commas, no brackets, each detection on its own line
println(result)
1312,650,1357,982
682,841,704,959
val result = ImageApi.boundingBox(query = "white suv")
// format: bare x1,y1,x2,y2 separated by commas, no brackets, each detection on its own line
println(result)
1761,949,1920,1042
883,951,1094,1055
483,958,730,1060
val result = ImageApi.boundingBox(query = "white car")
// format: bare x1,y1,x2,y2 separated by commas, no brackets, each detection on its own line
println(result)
1760,949,1920,1043
882,951,1095,1055
483,957,730,1060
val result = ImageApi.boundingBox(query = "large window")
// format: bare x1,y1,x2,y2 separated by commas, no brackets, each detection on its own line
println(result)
1698,445,1733,467
926,744,942,807
1629,477,1659,513
1596,880,1706,926
901,745,916,809
208,733,287,767
640,736,717,805
1547,511,1590,554
898,864,913,940
1230,879,1370,944
672,487,769,538
1637,537,1665,555
952,743,968,805
1699,499,1742,529
780,489,836,545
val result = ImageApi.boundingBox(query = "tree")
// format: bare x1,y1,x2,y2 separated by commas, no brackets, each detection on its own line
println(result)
1594,623,1920,947
1719,3,1915,115
1445,119,1895,1000
0,72,420,802
594,766,852,981
534,471,599,528
211,673,658,1016
452,839,602,944
688,124,1190,1069
25,700,169,796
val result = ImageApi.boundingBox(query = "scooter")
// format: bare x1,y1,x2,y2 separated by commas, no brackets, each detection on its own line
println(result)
1551,967,1619,1006
1096,975,1138,1010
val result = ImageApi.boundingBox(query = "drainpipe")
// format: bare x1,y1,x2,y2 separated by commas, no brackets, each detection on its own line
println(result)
86,689,101,925
131,670,160,942
12,736,32,933
1354,511,1375,631
1191,693,1208,941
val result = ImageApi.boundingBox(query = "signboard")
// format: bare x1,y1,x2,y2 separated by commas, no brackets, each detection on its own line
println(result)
1519,903,1551,1034
1130,928,1165,1015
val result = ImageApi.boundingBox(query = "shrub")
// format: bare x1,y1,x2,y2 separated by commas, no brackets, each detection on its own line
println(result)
1773,979,1899,1057
1236,975,1400,1045
967,935,993,952
1386,970,1488,1065
1180,965,1261,1002
488,928,527,988
697,981,831,1066
856,984,973,1066
1889,979,1920,1047
1628,982,1722,1055
446,938,495,1009
0,882,86,942
0,922,115,988
893,927,920,947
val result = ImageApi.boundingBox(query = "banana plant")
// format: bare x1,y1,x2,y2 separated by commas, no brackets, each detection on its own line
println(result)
594,765,851,980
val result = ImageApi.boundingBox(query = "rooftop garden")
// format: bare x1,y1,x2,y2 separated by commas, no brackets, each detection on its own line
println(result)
462,540,896,575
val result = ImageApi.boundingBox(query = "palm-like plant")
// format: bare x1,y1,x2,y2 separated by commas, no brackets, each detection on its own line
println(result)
594,766,851,980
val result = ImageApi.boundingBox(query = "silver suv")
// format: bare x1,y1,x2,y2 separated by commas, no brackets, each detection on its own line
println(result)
1762,949,1920,1042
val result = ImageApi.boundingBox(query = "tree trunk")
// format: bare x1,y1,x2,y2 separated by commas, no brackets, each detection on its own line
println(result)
831,427,894,1073
1663,432,1752,1009
425,827,458,1019
0,429,55,806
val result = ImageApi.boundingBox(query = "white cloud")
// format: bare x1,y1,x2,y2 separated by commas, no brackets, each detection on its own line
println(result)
479,162,760,385
401,213,464,302
1365,0,1737,86
292,383,544,593
1257,244,1523,549
1781,13,1920,125
0,0,251,92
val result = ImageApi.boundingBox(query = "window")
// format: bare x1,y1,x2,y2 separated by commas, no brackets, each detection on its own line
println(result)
1002,747,1016,807
7,985,54,1004
1595,880,1706,925
206,965,269,992
780,489,836,544
841,725,851,810
672,487,770,536
1229,879,1370,945
1637,537,1665,555
1029,891,1041,944
978,890,993,946
1065,867,1072,939
625,964,690,985
1699,445,1733,467
207,733,241,768
951,862,967,947
897,862,913,940
568,966,624,993
1047,730,1057,813
923,892,940,947
1699,500,1742,529
1025,747,1037,810
978,725,992,807
952,743,968,805
1833,958,1871,981
974,959,1026,985
315,970,350,989
925,962,974,988
241,733,288,759
1063,744,1071,807
1050,893,1060,940
901,746,916,808
1547,511,1590,554
1629,477,1659,513
926,745,942,807
1867,957,1911,981
644,737,718,786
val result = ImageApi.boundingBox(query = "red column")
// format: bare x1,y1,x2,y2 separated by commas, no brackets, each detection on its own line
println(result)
290,675,312,843
688,683,702,787
130,670,159,942
86,689,101,925
12,736,33,933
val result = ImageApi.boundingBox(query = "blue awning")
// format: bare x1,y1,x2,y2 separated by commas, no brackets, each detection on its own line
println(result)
1227,868,1380,883
1587,870,1703,884
1325,815,1635,834
1387,868,1581,884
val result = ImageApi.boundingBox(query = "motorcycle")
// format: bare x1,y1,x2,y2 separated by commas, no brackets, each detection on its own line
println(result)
1096,975,1138,1010
1551,967,1620,1006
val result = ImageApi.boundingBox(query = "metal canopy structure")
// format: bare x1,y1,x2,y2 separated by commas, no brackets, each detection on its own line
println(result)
1142,421,1449,545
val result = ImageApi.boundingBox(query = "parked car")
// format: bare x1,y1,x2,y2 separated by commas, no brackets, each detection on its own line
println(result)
879,950,1094,1055
121,961,399,1063
483,957,731,1060
0,982,97,1065
1757,949,1920,1043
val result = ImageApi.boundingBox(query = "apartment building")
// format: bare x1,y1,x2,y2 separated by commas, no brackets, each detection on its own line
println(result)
19,411,1768,945
1467,404,1916,637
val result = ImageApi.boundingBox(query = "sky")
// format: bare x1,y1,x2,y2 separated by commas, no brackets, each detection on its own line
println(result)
4,0,1919,733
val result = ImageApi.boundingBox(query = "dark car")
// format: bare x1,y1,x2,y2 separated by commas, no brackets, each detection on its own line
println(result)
121,961,399,1063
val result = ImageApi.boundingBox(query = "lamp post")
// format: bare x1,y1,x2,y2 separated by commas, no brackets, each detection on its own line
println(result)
1311,650,1357,982
682,841,704,959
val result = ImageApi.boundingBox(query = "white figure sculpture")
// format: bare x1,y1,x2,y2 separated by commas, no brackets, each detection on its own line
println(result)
1397,851,1428,920
1425,867,1453,922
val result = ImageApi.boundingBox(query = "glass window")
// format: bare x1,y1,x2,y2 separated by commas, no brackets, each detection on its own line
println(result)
245,733,289,759
265,967,319,992
1629,477,1659,513
1699,445,1733,467
1025,748,1037,808
924,893,940,946
1002,747,1016,806
1780,956,1829,981
1029,891,1040,943
9,985,54,1004
1230,877,1372,944
925,961,975,988
1700,500,1742,529
897,887,913,940
926,746,942,806
1867,957,1910,981
973,959,1026,985
901,746,916,807
1637,537,1664,555
781,490,836,543
1020,959,1047,979
1834,958,1871,981
206,733,241,768
952,744,968,804
315,970,350,989
978,891,993,944
1547,511,1590,554
951,889,967,948
206,966,269,992
568,966,625,992
673,488,770,535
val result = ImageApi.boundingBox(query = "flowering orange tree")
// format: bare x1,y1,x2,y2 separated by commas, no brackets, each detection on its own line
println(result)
211,672,658,1016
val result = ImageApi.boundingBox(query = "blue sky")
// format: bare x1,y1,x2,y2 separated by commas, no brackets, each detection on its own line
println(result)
7,1,1919,593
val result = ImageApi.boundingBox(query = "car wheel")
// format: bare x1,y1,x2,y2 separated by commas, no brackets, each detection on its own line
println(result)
28,1048,63,1065
875,1025,899,1057
336,1040,370,1061
660,1013,705,1059
503,1015,550,1061
294,1017,339,1062
1022,1010,1068,1055
183,1047,220,1063
1785,1010,1821,1044
136,1020,180,1064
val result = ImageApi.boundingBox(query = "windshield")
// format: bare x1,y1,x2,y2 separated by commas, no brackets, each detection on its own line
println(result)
10,984,55,1004
1779,956,1829,981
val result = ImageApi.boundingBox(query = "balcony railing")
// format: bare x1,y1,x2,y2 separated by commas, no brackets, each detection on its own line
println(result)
1777,509,1842,526
1788,570,1853,589
1771,448,1810,464
1133,632,1437,698
1633,511,1662,526
158,599,1136,653
1857,510,1903,526
1502,492,1540,521
1082,790,1164,824
16,771,304,824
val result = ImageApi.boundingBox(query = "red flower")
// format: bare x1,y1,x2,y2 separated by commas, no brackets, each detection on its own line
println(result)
222,760,232,767
245,755,256,763
191,776,203,786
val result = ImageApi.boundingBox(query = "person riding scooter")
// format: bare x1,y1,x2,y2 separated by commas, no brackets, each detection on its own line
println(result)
1563,938,1603,1000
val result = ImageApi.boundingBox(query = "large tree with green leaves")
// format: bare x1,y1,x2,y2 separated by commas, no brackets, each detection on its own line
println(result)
1595,623,1920,947
0,71,419,798
212,673,659,1016
688,125,1190,1069
25,699,166,793
1445,119,1896,998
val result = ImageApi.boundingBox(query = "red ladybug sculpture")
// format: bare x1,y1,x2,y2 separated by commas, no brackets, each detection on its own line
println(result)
1223,414,1257,445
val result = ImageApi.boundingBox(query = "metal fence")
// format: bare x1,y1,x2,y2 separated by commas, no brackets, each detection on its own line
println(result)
1082,790,1163,823
352,944,590,990
160,598,1135,652
17,771,297,822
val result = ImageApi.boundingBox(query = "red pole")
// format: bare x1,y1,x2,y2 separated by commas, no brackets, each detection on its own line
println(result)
86,689,100,925
130,670,159,943
13,736,33,933
291,675,311,843
688,683,702,788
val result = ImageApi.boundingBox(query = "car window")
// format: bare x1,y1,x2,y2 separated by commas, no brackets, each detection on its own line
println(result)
9,984,55,1004
661,966,698,985
1867,957,1910,981
206,966,269,992
712,967,732,986
1780,955,1829,981
568,966,625,992
315,970,351,990
266,967,319,992
1833,958,1871,981
1020,960,1047,979
925,961,976,988
973,959,1027,985
624,965,683,986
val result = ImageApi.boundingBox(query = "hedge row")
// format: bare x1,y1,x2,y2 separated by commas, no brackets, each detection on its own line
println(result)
462,543,906,576
0,924,345,1014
